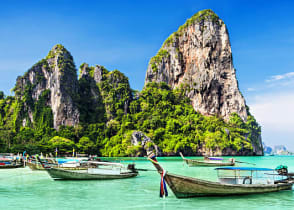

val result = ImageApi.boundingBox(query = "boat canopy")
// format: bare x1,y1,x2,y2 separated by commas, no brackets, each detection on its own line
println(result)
0,158,12,161
87,161,124,167
215,167,274,171
208,157,224,160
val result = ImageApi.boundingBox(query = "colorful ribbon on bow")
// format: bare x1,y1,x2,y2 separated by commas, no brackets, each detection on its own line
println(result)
149,154,158,162
160,170,168,198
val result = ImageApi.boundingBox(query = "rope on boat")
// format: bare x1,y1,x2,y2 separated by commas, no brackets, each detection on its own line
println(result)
160,169,168,198
148,158,159,165
147,153,168,198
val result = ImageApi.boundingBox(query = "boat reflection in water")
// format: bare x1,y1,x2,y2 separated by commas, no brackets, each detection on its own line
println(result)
148,152,293,198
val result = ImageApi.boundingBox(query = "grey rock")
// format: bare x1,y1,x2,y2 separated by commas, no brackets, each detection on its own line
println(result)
145,10,247,122
144,10,263,156
131,131,160,156
93,65,103,83
15,44,80,129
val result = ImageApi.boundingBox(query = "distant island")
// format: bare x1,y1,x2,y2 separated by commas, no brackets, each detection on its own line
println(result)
263,143,293,155
0,9,263,157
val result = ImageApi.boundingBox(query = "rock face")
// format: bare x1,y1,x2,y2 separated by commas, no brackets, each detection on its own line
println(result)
79,64,104,83
96,69,132,120
14,44,80,129
78,63,106,124
78,63,132,121
130,131,159,156
145,9,247,121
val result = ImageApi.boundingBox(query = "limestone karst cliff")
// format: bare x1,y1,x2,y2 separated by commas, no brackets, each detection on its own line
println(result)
145,9,247,122
78,63,106,124
13,44,80,129
11,45,133,130
78,63,132,122
0,10,263,156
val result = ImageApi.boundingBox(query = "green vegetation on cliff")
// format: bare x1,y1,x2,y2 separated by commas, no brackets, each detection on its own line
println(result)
148,9,222,73
0,44,261,156
97,69,132,120
0,79,261,156
149,50,170,73
162,9,221,47
100,82,260,156
0,77,260,156
78,66,106,124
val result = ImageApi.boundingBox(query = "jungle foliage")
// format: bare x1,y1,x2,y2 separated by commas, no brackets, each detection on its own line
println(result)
0,45,261,156
0,76,260,156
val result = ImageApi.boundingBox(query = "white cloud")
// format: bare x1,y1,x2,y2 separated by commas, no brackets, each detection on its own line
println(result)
245,71,294,151
247,87,255,91
249,92,294,151
265,72,294,83
246,72,294,94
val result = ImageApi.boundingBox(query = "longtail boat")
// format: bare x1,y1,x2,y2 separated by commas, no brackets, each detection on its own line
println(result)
148,153,293,198
38,157,138,180
27,158,87,171
26,156,53,170
26,161,44,170
0,163,23,169
179,152,235,167
0,158,23,169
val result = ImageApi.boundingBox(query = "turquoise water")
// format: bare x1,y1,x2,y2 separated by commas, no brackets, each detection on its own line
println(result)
0,156,293,210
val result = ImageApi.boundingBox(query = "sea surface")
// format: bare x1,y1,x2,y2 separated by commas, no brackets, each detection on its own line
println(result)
0,156,293,210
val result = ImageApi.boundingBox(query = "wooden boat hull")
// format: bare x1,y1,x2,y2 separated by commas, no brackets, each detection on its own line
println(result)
26,162,87,171
45,168,138,180
0,164,23,169
164,173,293,198
184,159,235,167
179,153,234,167
26,162,44,170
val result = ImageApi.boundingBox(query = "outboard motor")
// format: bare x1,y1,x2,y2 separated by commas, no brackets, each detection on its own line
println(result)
229,158,235,163
275,165,288,175
127,164,137,173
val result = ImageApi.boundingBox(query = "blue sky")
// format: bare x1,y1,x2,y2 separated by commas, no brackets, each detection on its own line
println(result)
1,0,294,151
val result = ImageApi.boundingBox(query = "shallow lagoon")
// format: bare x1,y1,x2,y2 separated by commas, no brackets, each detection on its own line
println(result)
0,156,293,210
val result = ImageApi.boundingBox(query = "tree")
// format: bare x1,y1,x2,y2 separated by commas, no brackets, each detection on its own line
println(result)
48,136,75,154
14,127,35,145
77,136,95,154
58,126,76,142
0,91,4,100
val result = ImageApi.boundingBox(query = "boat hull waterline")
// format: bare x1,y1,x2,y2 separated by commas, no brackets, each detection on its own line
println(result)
45,168,138,180
0,164,23,169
